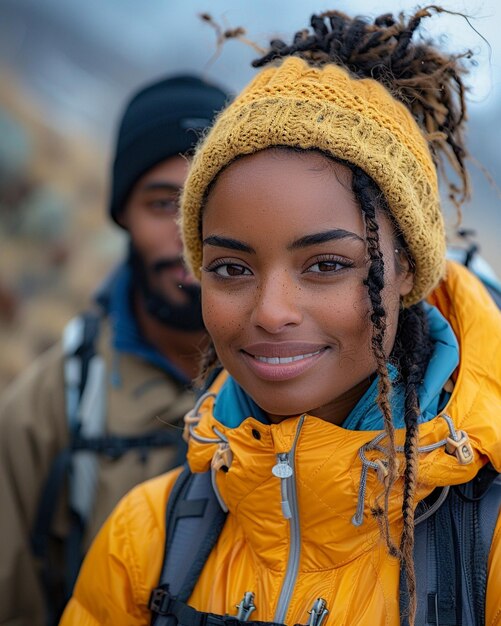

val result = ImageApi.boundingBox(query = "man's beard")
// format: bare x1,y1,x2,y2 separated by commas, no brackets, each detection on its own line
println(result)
129,244,205,332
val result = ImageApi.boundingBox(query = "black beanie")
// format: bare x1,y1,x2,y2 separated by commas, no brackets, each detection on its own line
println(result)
109,75,229,224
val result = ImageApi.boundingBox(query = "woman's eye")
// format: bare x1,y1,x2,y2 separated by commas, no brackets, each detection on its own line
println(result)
306,259,348,273
212,263,252,277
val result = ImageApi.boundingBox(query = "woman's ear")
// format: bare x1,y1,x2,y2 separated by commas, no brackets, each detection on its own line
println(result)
395,248,414,298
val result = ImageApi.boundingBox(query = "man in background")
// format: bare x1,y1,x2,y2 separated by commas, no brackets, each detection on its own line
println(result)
0,75,229,626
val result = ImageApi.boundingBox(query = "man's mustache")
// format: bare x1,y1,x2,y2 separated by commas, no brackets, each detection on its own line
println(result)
151,257,185,274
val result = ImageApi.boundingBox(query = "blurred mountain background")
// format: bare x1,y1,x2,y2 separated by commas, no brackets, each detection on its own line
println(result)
0,0,499,391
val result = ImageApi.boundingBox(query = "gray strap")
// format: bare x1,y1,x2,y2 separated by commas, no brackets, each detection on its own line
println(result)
162,468,227,601
152,467,227,626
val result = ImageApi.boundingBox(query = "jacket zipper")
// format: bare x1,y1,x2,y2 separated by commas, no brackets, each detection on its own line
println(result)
273,414,306,624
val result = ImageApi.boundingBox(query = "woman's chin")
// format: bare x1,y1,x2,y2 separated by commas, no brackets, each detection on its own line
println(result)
252,397,315,421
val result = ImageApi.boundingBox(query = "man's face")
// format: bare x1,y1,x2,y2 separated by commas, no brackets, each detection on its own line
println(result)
120,155,198,305
119,155,204,331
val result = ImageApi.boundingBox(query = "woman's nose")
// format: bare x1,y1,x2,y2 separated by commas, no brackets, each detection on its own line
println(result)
250,272,303,333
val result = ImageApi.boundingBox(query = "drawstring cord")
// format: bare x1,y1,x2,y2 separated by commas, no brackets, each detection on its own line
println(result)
185,396,473,529
351,414,473,526
184,392,220,443
184,392,231,512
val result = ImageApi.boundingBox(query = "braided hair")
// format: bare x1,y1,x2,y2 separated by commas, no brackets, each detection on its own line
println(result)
249,8,470,624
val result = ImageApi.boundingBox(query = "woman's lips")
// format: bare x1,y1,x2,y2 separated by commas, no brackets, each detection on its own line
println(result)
240,344,329,381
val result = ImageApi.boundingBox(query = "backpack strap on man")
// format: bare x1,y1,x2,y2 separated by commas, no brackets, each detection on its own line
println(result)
31,310,103,624
31,305,101,562
62,311,107,595
150,466,228,626
400,463,501,625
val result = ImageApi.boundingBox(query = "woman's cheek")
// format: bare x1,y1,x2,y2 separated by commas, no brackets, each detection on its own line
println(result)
203,289,238,339
202,295,223,335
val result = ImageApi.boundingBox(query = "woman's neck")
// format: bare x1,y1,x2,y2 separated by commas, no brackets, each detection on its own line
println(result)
266,373,377,425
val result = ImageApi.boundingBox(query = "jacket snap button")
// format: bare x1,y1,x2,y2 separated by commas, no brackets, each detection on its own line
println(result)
252,428,261,440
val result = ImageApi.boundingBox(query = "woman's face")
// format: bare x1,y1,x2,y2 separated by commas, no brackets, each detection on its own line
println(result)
201,150,413,423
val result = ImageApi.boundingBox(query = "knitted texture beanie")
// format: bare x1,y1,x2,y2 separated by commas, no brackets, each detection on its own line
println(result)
110,75,229,225
181,57,446,306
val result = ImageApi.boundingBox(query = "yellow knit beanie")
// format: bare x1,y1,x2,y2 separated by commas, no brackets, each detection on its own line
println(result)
181,56,446,306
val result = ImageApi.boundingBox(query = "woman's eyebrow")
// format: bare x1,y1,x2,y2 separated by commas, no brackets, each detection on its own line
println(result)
202,235,255,254
288,229,364,250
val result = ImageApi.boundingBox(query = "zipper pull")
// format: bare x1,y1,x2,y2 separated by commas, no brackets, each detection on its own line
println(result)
235,591,256,621
272,453,293,479
272,453,293,519
307,598,329,626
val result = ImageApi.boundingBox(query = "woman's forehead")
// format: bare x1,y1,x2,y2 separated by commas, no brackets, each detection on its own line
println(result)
202,149,365,239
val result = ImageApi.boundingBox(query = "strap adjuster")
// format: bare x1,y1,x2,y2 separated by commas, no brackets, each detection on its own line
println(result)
149,587,175,615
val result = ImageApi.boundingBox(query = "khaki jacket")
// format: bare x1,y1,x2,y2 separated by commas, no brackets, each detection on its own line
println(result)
0,315,195,626
61,263,501,625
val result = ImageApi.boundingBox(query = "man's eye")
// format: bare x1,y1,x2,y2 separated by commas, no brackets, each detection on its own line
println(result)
149,198,178,212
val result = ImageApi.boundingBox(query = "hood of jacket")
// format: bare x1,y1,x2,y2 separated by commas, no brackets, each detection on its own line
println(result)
186,262,501,571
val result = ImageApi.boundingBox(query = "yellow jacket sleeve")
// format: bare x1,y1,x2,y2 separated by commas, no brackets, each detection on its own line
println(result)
59,469,180,626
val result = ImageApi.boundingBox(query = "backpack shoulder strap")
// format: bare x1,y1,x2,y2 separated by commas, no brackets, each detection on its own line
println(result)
150,466,227,626
401,464,501,625
32,310,103,556
31,310,103,624
460,466,501,622
62,310,102,429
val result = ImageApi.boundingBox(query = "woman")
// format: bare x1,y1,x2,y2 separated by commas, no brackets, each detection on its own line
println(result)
60,8,501,625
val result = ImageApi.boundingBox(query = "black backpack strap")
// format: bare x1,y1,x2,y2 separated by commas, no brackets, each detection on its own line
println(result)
150,587,283,626
454,465,501,624
71,429,185,458
400,464,501,625
150,466,228,626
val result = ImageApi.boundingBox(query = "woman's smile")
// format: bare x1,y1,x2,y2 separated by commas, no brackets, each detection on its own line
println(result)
240,343,330,381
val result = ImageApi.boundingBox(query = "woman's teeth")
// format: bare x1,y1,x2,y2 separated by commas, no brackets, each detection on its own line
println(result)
253,350,322,364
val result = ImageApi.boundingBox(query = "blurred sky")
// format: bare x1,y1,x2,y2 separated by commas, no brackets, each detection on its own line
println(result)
0,0,500,268
1,0,500,141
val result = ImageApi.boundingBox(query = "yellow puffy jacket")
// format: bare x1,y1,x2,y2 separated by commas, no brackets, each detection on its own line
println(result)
60,263,501,626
